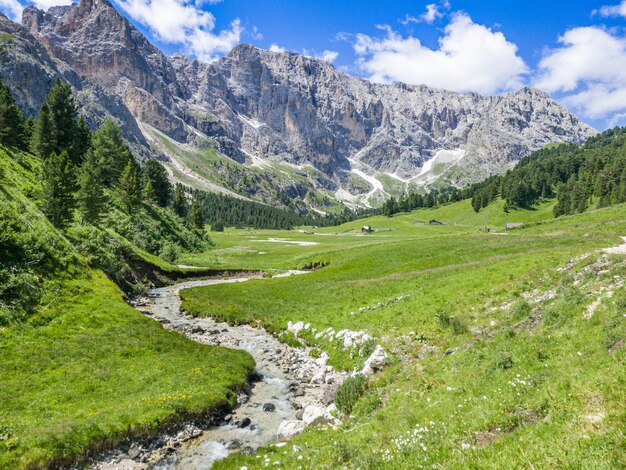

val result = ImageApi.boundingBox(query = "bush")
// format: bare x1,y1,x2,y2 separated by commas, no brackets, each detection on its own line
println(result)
211,220,225,232
66,225,128,284
436,311,467,335
359,338,377,358
336,374,367,415
159,242,181,263
496,353,514,370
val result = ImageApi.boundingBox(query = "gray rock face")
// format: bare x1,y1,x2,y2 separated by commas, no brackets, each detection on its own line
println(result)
2,0,597,207
182,44,595,189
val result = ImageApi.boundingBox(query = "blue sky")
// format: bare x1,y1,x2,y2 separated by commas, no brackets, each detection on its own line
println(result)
4,0,626,130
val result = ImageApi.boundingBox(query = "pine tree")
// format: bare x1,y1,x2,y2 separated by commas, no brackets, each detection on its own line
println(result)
91,117,132,187
172,184,188,217
190,199,204,229
46,78,81,163
471,192,482,213
42,150,75,228
143,179,157,204
31,103,55,159
72,116,91,164
143,159,171,207
0,78,26,149
19,116,34,151
116,160,141,213
76,150,106,224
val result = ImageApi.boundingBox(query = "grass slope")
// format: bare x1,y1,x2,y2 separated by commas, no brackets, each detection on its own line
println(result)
179,202,626,468
0,146,254,468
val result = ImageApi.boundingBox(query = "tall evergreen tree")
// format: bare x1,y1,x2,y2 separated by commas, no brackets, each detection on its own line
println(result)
172,184,188,217
72,116,91,164
46,78,82,163
19,116,34,151
143,159,171,207
42,150,75,228
91,117,132,187
76,150,106,224
0,78,26,149
30,103,55,159
116,160,141,213
190,199,204,229
143,179,157,204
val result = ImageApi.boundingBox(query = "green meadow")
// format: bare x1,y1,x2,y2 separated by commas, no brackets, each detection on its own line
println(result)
178,201,626,468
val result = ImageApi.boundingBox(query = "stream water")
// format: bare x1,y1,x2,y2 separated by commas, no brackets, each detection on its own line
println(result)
96,271,343,469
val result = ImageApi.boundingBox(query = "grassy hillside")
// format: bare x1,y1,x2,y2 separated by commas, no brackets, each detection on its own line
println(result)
0,146,255,468
179,201,626,468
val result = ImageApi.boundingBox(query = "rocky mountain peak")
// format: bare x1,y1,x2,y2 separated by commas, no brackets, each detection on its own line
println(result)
1,1,599,208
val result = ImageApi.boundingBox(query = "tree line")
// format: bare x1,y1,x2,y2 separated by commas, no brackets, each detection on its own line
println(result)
379,129,626,219
380,186,463,217
466,129,626,216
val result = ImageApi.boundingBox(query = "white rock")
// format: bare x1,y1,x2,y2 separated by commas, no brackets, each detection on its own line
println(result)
311,370,326,384
287,321,305,336
360,345,388,376
277,420,307,442
302,405,338,426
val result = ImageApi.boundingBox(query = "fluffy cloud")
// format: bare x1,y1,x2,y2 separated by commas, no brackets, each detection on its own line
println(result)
113,0,241,61
269,43,286,53
594,0,626,17
0,0,24,21
269,45,338,63
402,0,450,25
354,13,527,95
535,26,626,118
303,48,339,63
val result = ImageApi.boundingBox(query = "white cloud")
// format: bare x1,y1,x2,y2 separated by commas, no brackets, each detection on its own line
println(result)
0,0,24,21
31,0,73,9
112,0,241,61
594,0,626,17
354,13,527,95
303,48,339,63
535,26,626,118
269,45,338,63
402,1,450,25
269,43,286,53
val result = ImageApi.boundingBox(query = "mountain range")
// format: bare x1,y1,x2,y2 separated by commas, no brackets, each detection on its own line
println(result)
0,0,596,209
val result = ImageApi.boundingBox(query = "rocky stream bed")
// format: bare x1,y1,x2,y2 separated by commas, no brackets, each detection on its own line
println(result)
91,272,350,469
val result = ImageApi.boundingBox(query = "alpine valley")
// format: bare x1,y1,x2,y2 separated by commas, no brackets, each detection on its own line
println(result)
1,1,625,469
2,0,595,210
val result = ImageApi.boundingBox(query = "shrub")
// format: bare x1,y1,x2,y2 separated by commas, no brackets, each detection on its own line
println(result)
159,242,181,263
436,311,467,335
496,353,514,370
336,374,367,415
359,338,377,358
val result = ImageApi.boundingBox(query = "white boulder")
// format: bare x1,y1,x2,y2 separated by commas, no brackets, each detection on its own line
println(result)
277,420,307,442
360,345,388,376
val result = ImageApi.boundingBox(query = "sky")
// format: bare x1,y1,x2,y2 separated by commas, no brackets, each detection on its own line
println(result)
4,0,626,130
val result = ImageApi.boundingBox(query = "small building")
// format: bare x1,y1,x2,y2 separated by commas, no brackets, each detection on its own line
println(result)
361,225,373,233
429,220,444,226
505,222,525,230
